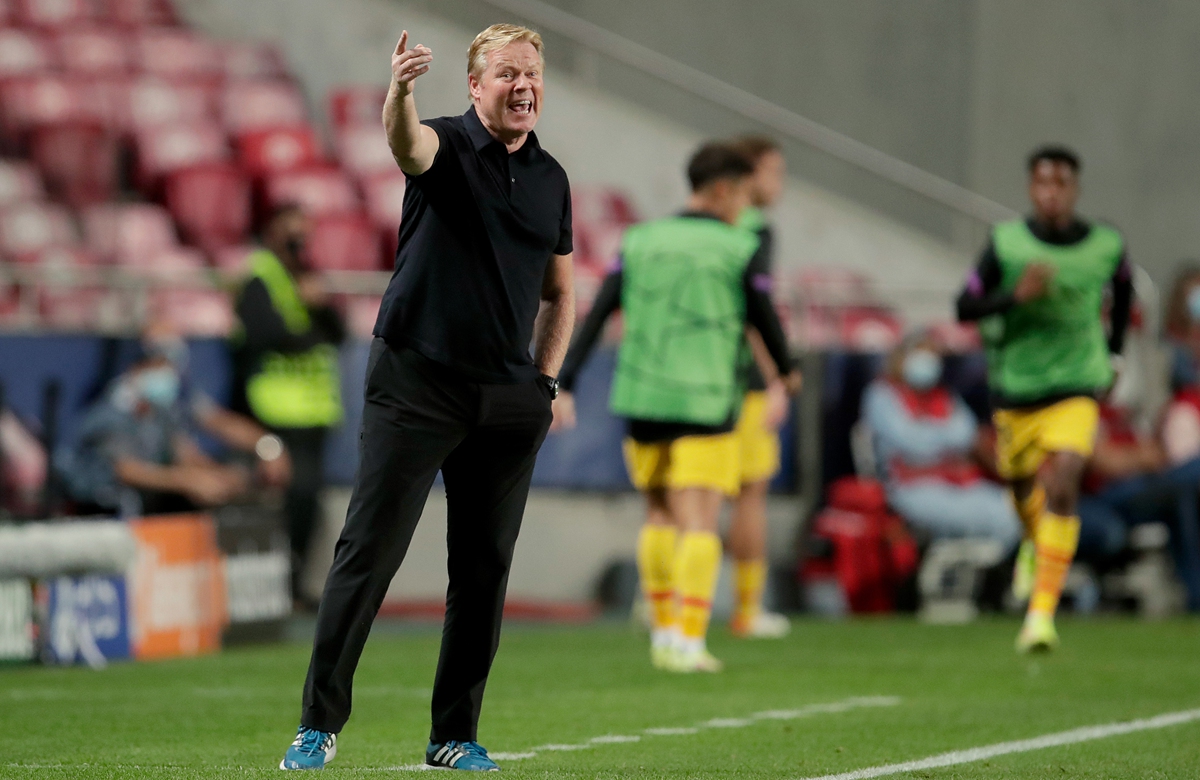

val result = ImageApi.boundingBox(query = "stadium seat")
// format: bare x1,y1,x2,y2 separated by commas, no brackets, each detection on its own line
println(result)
0,27,55,79
92,76,215,134
307,212,381,271
211,243,252,275
342,293,382,339
150,287,233,336
104,0,178,27
361,170,405,229
222,41,287,80
82,202,177,265
133,28,223,83
336,123,395,178
0,201,77,255
13,245,107,330
163,162,250,253
28,121,118,207
13,0,95,28
570,187,640,276
327,85,387,130
234,125,321,177
0,159,45,205
132,121,228,190
263,166,359,217
54,27,133,75
129,243,204,276
221,80,307,132
0,76,101,142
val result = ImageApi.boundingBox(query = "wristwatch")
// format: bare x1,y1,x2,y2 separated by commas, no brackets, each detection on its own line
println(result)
539,374,559,400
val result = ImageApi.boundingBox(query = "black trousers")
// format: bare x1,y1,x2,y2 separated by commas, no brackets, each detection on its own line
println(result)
301,338,552,741
274,426,328,598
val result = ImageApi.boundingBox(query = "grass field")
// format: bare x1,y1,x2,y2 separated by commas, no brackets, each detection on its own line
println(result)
1,617,1199,779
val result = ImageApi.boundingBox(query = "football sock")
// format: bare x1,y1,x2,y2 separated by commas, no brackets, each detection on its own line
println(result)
637,523,679,641
676,530,722,643
732,558,767,626
1029,511,1081,618
1014,485,1046,541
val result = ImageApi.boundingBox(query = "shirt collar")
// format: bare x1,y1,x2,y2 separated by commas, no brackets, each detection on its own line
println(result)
679,209,724,223
463,105,541,154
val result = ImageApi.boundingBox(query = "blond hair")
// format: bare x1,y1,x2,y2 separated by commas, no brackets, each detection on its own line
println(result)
467,23,544,79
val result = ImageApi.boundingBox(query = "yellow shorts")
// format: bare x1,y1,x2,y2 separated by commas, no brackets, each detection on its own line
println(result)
735,391,781,484
993,396,1099,480
623,432,741,497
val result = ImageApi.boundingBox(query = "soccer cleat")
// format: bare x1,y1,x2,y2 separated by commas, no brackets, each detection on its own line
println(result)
1011,539,1037,601
1015,612,1059,654
730,610,791,639
426,740,500,771
671,647,724,673
280,726,336,770
651,643,677,670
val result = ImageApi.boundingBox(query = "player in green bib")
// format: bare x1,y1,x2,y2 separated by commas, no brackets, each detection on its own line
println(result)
554,143,799,672
956,146,1132,652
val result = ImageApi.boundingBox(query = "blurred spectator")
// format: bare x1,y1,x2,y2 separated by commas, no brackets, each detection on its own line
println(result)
231,203,346,604
1080,402,1200,611
65,343,250,516
1163,264,1200,392
862,333,1021,550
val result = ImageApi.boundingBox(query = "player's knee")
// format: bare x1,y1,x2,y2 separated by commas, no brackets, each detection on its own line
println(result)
1044,452,1085,514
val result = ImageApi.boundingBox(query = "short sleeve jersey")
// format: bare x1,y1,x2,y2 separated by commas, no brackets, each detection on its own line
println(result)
373,105,573,383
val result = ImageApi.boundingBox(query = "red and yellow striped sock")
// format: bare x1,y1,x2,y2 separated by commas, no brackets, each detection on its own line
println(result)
675,530,723,641
636,524,679,633
1029,511,1081,618
1014,485,1046,541
732,558,767,628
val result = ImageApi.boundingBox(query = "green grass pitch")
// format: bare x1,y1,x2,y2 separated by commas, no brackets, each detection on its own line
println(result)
1,617,1198,778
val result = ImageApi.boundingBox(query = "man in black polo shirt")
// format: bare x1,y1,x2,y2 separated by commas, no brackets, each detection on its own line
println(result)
280,23,574,772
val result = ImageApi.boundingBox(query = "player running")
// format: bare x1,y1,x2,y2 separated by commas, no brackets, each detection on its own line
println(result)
957,145,1131,653
554,143,800,672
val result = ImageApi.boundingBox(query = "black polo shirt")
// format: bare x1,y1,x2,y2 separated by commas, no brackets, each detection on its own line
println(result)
373,105,573,383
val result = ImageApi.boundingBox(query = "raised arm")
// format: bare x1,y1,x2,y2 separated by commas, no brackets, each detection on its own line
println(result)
383,31,441,176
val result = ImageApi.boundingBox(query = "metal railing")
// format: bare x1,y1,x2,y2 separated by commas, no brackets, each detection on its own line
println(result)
474,0,1018,226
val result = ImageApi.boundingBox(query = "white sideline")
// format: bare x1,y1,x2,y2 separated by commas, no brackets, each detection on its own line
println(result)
799,707,1200,780
385,695,900,770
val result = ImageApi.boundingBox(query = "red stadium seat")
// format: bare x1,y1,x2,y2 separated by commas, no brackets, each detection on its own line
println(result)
342,294,382,339
263,166,359,217
0,76,101,141
234,125,321,177
222,41,287,80
13,246,107,330
129,243,203,275
327,85,387,130
307,212,381,271
150,287,233,336
29,121,118,207
0,28,54,79
133,28,223,83
54,27,132,75
361,170,404,229
93,76,215,134
0,159,46,205
221,79,307,132
132,121,228,189
211,243,253,274
13,0,95,28
0,201,77,255
336,123,395,178
82,202,177,264
164,162,250,253
0,0,12,25
104,0,178,27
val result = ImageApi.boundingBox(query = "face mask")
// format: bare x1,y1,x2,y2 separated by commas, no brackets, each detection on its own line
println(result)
1187,287,1200,322
902,349,942,391
137,367,180,409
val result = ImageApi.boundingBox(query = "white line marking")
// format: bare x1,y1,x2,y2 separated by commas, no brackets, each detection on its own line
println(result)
644,727,699,735
704,717,755,728
489,752,537,760
799,707,1200,780
590,735,641,744
534,743,591,752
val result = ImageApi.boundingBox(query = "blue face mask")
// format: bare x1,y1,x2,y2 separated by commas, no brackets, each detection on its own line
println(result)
137,367,181,409
902,349,942,391
1187,287,1200,322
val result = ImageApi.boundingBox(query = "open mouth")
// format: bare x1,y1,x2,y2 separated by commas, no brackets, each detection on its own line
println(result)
508,100,533,115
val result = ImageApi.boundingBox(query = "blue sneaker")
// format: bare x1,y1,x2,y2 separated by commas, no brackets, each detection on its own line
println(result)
425,740,500,771
280,726,337,770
